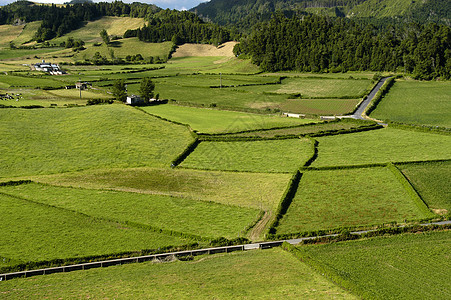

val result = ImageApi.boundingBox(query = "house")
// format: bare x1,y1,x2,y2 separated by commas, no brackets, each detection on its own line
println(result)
75,82,88,90
33,60,63,74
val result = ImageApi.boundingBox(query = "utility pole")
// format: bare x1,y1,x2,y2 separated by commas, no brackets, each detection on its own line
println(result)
78,74,82,99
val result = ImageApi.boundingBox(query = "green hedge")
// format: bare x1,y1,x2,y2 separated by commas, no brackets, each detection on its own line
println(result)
388,121,451,135
365,76,395,116
268,171,302,234
303,139,318,167
0,180,32,186
171,138,201,167
387,163,436,218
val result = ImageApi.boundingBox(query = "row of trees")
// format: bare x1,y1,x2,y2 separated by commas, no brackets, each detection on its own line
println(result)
235,15,451,79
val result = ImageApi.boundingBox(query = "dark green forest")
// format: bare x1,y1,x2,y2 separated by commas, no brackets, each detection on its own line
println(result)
235,14,450,79
0,1,230,44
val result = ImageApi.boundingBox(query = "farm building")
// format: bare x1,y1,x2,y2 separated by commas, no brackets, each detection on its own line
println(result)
126,95,144,105
33,60,63,74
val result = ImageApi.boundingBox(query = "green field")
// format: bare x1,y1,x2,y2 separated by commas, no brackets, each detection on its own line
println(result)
274,78,372,98
181,138,313,173
13,21,42,45
0,105,193,177
0,24,24,47
312,127,451,167
370,80,451,128
399,160,451,216
279,98,361,115
0,248,356,299
295,231,451,299
33,167,290,211
225,119,374,138
276,167,433,234
0,74,65,89
51,17,146,44
74,39,173,61
142,104,317,133
0,191,189,269
0,182,259,239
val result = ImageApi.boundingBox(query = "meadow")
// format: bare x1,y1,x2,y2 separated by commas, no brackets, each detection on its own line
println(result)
295,231,451,299
0,24,24,48
0,191,189,269
0,182,260,239
279,98,361,115
51,17,146,44
276,167,433,234
312,127,451,167
181,138,313,173
34,167,290,211
11,21,42,46
142,104,317,133
73,39,174,61
0,105,193,177
225,119,375,138
370,80,451,127
0,248,356,299
398,160,451,216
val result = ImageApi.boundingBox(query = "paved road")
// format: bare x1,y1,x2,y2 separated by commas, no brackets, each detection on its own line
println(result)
352,76,391,120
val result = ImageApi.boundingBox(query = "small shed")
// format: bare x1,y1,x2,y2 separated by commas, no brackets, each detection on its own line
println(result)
126,95,144,105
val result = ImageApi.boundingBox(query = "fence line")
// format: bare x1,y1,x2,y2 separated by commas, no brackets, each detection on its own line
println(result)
1,221,449,282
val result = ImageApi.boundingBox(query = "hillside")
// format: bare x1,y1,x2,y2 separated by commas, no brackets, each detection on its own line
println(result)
191,0,451,29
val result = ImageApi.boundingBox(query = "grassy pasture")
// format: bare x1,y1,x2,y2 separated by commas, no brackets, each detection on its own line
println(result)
130,81,289,110
0,24,24,47
0,74,64,89
275,78,372,98
0,248,356,299
399,160,451,216
280,98,361,115
172,42,237,58
181,138,313,173
0,182,260,239
0,105,193,177
142,104,316,133
312,127,451,167
296,231,451,299
51,17,146,44
276,167,432,234
0,88,89,107
74,39,173,61
0,192,189,269
33,167,290,211
370,80,451,128
225,119,371,138
13,21,42,45
0,48,63,60
164,56,260,74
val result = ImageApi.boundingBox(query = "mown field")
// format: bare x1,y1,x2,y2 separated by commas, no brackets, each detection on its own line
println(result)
398,160,451,216
0,105,193,177
276,167,433,234
34,167,290,211
370,80,451,128
279,98,361,115
0,191,189,269
181,138,313,173
0,182,259,239
312,127,451,167
142,104,317,133
0,248,356,299
295,231,451,299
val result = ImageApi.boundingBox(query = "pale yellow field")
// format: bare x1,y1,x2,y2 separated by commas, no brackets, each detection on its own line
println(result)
13,21,42,45
172,41,237,57
0,24,24,47
51,17,146,44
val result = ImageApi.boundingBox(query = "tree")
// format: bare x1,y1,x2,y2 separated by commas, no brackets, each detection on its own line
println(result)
100,29,110,45
139,77,155,102
112,79,127,102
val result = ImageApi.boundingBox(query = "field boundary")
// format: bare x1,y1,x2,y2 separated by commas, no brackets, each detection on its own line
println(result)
1,222,449,282
0,187,208,242
387,163,436,218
